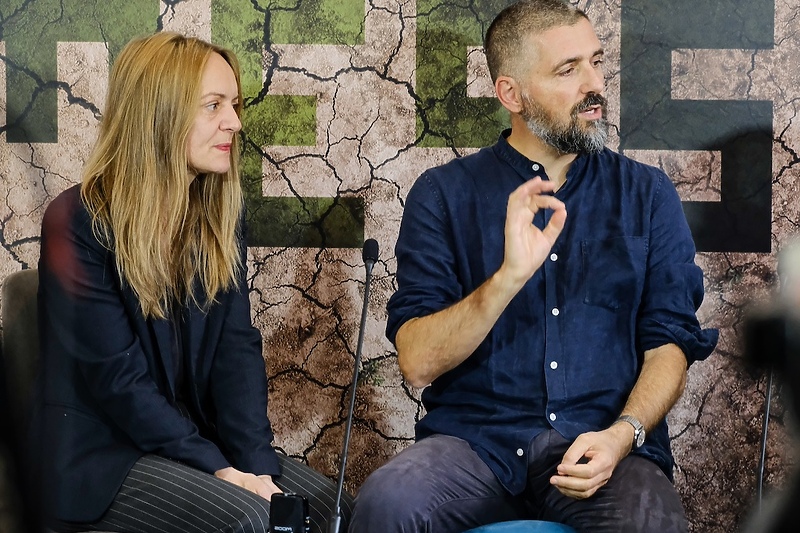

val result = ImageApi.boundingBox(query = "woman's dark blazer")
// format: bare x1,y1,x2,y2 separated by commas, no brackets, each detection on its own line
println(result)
34,184,280,523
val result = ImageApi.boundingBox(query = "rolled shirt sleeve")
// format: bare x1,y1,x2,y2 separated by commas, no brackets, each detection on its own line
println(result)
637,174,719,364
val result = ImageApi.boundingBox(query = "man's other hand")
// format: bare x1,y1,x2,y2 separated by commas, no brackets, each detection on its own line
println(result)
549,423,633,499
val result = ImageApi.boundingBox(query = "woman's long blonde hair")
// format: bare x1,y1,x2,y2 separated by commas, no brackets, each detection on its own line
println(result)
81,32,245,319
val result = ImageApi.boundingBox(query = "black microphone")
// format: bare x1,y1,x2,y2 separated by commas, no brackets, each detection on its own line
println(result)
328,239,379,533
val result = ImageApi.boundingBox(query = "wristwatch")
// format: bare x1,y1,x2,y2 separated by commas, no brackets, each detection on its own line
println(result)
617,415,645,448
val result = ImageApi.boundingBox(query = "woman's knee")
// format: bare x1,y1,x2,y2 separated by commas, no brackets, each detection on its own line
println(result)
222,498,272,533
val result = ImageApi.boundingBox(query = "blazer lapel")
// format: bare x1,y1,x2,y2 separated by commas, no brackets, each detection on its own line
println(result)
150,318,177,400
184,302,211,389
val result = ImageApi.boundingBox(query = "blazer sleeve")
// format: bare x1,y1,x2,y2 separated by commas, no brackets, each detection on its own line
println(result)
39,187,229,474
207,225,280,476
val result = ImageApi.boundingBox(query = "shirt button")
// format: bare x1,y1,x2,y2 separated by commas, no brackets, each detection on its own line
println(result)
550,361,558,370
532,163,540,171
551,308,560,316
549,413,557,421
516,448,524,457
550,253,558,261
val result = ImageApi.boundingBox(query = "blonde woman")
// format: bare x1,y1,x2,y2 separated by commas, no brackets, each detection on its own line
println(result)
33,32,351,533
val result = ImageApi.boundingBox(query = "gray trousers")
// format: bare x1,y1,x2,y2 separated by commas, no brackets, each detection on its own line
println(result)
55,454,353,533
350,430,687,533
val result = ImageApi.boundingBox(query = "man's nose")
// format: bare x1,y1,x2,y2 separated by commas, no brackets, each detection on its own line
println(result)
581,64,605,95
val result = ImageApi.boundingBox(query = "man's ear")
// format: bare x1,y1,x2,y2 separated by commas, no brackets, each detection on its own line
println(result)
495,75,523,115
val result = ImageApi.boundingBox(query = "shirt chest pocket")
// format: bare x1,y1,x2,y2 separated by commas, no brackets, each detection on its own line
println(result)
581,236,648,310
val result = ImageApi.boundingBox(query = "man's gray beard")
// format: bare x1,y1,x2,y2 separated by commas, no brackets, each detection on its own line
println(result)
522,96,609,155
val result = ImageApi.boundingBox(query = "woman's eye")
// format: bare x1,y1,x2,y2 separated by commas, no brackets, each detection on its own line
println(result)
206,102,218,111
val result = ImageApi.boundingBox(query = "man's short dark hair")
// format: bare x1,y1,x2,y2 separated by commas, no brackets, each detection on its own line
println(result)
484,0,588,83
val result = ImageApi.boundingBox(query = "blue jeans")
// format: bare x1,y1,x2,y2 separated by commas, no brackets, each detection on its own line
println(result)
350,430,686,533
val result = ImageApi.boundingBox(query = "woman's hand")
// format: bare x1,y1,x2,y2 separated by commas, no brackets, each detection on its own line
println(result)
215,466,282,500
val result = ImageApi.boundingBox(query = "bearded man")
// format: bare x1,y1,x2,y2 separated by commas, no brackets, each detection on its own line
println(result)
349,1,718,532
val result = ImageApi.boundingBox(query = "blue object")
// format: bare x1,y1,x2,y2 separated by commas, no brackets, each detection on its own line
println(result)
464,519,578,533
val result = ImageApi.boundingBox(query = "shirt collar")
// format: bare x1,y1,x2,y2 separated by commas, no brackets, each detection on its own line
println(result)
492,129,593,190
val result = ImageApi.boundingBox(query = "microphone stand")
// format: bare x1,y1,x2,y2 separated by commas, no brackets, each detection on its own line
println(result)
757,367,773,513
328,239,378,533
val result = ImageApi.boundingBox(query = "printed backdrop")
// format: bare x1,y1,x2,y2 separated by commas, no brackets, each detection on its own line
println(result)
1,0,798,531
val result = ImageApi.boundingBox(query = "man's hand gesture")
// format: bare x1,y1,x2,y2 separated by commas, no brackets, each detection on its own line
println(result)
500,177,567,289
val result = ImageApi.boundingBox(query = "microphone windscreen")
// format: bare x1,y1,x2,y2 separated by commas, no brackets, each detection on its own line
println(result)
363,238,379,264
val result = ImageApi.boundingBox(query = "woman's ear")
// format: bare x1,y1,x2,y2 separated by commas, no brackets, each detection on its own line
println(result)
495,75,523,115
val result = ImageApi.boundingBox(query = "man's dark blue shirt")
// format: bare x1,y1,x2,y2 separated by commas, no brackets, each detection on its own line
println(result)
386,131,718,495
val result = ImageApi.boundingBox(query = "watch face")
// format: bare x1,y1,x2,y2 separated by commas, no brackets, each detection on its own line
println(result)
635,430,645,448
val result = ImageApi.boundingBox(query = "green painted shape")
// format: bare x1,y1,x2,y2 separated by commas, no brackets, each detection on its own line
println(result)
3,0,158,143
242,94,316,149
211,0,364,247
269,0,364,45
211,0,364,147
244,193,365,248
240,142,364,248
415,0,513,148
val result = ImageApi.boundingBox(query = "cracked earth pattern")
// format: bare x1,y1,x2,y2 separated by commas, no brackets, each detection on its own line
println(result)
1,1,799,531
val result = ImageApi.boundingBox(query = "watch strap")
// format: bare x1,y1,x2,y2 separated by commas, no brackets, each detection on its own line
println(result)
616,415,645,448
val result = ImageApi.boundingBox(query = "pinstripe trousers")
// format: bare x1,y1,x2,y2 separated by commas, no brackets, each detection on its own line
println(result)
54,454,353,533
